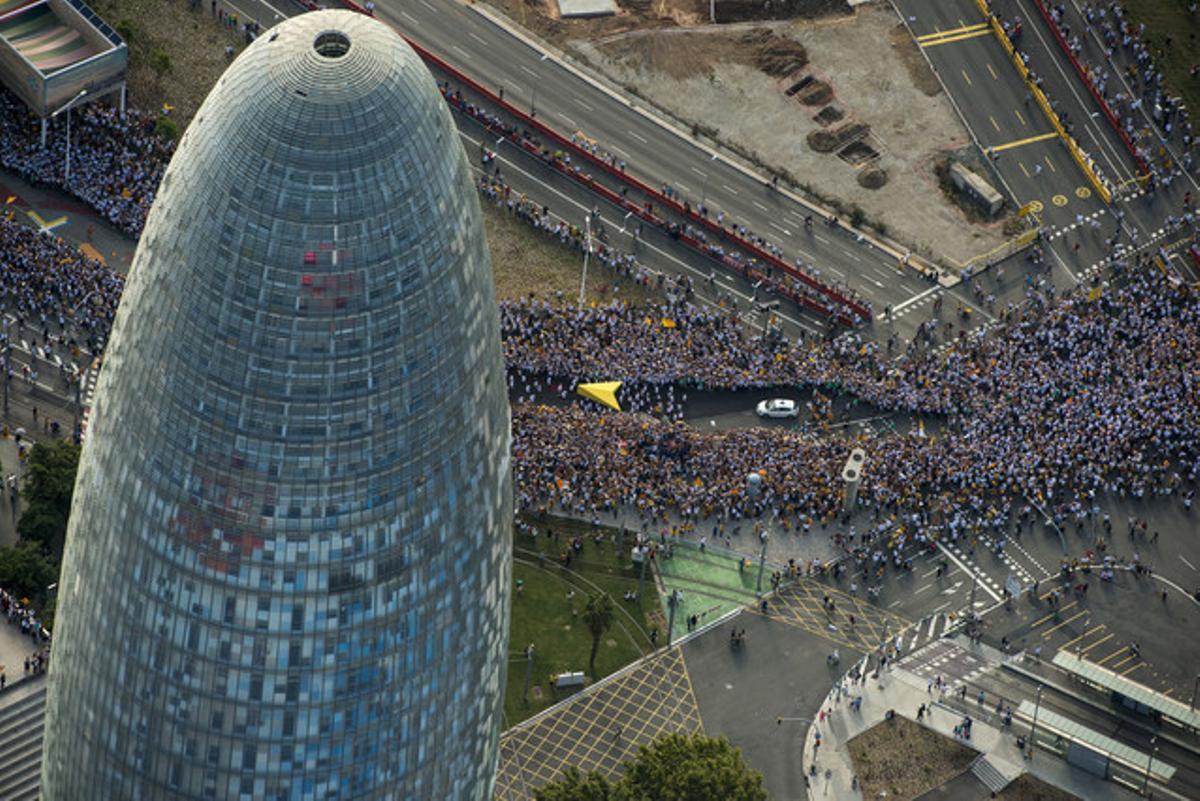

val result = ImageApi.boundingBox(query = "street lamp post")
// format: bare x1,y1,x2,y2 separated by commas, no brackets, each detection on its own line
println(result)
578,215,592,305
1142,736,1157,796
1027,684,1043,759
51,89,89,185
756,530,769,593
666,589,681,647
522,643,535,705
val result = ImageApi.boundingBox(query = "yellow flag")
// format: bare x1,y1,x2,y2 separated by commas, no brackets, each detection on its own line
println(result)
576,381,622,411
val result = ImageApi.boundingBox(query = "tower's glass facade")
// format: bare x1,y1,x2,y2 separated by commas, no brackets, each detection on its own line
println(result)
41,11,512,800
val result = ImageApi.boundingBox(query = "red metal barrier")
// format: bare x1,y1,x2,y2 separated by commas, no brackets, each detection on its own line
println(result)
337,0,870,324
1027,0,1149,178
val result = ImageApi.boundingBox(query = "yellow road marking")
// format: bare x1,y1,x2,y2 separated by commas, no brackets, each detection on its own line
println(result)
1014,108,1027,126
1060,624,1104,650
1042,610,1087,638
1110,654,1136,670
1121,661,1146,677
1080,632,1113,654
991,131,1058,153
1019,162,1030,177
916,22,988,43
990,115,1001,132
986,63,998,80
961,68,973,86
1097,646,1129,666
1044,155,1057,172
1031,601,1076,627
921,28,993,46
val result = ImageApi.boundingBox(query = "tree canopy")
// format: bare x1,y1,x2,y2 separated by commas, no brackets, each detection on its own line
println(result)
582,591,614,677
0,541,57,602
16,439,81,557
533,733,767,801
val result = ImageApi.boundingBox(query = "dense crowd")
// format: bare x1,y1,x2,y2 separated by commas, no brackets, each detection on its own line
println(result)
0,218,124,357
1036,1,1196,181
501,297,955,414
0,89,174,236
511,264,1200,551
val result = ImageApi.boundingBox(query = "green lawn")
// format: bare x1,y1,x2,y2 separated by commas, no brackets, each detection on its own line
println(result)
1123,1,1200,121
504,516,656,727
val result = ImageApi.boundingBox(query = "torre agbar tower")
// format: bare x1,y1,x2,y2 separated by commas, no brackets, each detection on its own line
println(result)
41,10,512,800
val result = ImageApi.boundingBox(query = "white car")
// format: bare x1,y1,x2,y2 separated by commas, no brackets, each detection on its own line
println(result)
755,398,799,419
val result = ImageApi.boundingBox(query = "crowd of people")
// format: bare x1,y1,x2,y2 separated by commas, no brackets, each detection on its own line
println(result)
0,89,174,236
0,586,50,690
510,263,1200,563
500,297,955,414
0,217,124,358
1036,1,1196,183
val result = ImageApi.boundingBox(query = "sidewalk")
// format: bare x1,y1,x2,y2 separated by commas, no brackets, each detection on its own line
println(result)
0,434,30,548
805,635,1141,801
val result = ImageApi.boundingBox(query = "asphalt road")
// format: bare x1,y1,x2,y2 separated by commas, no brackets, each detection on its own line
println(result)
894,0,1107,230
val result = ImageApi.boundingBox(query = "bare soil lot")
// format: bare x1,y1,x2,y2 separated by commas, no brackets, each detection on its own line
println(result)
848,715,977,800
482,0,1013,264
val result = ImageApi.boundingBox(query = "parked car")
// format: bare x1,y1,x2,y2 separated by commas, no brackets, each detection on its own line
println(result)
755,398,798,419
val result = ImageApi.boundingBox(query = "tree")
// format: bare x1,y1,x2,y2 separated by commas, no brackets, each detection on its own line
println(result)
0,541,57,602
17,440,81,557
619,734,767,801
148,47,173,85
155,115,179,142
582,591,614,677
533,767,615,801
534,734,767,801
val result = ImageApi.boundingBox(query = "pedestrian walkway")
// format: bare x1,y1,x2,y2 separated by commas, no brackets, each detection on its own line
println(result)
803,634,1142,800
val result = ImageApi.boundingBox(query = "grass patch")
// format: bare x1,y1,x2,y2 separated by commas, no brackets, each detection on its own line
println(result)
88,0,246,125
847,715,976,801
505,515,655,726
480,199,660,305
1121,1,1200,121
996,773,1081,801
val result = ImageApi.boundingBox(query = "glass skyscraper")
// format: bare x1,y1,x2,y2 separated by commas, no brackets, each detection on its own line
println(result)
41,10,512,800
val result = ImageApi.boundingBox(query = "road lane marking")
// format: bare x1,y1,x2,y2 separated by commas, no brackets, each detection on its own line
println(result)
1080,632,1113,654
1031,601,1076,628
400,10,419,24
559,114,577,127
722,184,739,195
916,23,990,46
840,249,861,262
519,64,537,77
1019,162,1030,177
961,68,973,86
991,131,1058,153
1121,661,1146,677
691,167,707,177
813,235,830,244
990,115,1001,132
1060,624,1103,650
1096,646,1128,666
1014,109,1027,126
986,63,998,80
935,543,1001,602
453,45,471,60
893,285,940,313
768,222,792,235
469,31,488,46
1044,155,1057,173
628,130,648,144
457,129,825,334
577,99,594,112
1041,610,1087,638
1181,555,1198,571
417,0,437,10
753,201,769,212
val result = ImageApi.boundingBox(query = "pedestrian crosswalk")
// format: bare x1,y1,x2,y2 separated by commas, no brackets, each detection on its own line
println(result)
897,637,993,691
